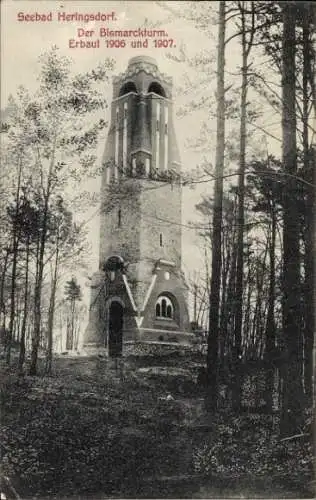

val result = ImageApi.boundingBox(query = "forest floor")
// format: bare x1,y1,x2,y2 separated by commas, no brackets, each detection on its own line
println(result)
0,350,314,499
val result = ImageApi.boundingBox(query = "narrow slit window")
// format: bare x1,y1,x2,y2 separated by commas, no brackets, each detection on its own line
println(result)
156,120,159,131
159,233,163,247
118,209,121,227
165,123,168,134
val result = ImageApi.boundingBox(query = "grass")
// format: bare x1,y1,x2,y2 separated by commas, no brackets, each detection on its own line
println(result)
0,351,314,499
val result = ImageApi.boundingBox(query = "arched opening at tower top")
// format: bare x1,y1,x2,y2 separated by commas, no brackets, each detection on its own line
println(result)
148,82,166,97
119,81,138,96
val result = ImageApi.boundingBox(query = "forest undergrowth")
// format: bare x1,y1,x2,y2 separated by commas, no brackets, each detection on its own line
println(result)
0,353,314,499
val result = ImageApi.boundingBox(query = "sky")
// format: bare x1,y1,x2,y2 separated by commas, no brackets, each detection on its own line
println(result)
1,0,282,318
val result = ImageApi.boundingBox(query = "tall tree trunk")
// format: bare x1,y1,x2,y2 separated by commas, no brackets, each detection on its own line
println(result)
15,288,23,344
302,12,314,402
265,202,276,411
29,126,58,376
18,234,30,373
206,0,226,410
45,243,59,375
193,282,198,324
70,298,75,350
232,1,255,412
243,261,252,357
280,4,304,436
220,197,237,359
29,223,46,375
29,154,57,375
219,224,231,362
0,249,10,330
223,236,238,360
6,161,22,364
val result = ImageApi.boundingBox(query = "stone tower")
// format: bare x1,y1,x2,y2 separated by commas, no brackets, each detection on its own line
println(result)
83,55,193,355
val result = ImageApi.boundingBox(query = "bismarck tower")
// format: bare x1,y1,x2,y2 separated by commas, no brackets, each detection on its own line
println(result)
83,56,193,355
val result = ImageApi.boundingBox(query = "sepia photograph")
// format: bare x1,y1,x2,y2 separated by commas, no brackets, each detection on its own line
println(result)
0,1,315,498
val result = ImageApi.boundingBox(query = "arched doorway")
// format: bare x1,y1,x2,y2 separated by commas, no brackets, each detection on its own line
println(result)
108,301,124,357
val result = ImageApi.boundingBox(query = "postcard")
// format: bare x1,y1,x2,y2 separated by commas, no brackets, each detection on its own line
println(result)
1,1,314,499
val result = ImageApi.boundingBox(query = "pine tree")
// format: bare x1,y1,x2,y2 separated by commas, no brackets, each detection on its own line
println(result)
64,277,82,351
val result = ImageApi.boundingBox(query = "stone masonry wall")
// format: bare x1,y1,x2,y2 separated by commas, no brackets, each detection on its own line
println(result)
136,180,182,304
99,180,142,269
